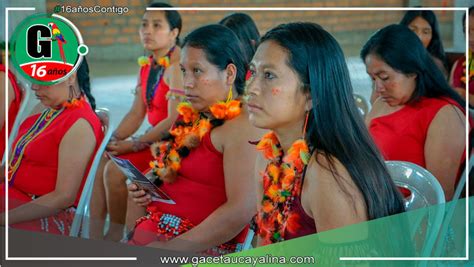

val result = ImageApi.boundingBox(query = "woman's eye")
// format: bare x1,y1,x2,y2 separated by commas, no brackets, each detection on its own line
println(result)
193,68,202,74
264,72,275,80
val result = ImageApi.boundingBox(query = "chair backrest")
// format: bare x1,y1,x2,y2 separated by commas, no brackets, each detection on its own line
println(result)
70,108,113,237
386,160,446,258
386,161,445,210
2,85,33,165
353,94,369,119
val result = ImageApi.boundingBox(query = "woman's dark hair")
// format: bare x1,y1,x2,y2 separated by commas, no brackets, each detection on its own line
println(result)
182,24,247,95
77,57,95,110
462,6,474,33
400,10,447,70
260,22,405,220
219,13,260,63
147,2,182,45
361,24,465,109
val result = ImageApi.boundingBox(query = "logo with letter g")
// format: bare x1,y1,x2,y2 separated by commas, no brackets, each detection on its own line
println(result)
10,13,88,85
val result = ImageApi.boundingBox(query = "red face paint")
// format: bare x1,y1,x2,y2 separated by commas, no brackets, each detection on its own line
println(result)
271,88,281,96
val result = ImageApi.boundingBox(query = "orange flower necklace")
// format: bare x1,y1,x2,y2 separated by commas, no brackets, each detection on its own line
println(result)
460,49,473,85
149,90,241,185
254,132,311,245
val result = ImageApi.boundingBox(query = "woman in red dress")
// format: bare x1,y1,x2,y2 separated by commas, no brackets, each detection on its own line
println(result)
0,42,22,160
89,2,184,240
0,58,103,235
362,24,467,201
246,22,404,246
126,24,263,254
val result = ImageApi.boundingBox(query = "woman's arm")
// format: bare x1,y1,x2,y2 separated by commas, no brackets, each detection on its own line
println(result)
148,120,259,252
305,154,368,233
425,105,466,200
136,63,183,143
110,80,147,141
1,118,96,225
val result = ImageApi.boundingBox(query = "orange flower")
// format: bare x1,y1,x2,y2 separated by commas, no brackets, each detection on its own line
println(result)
225,100,242,120
197,119,212,138
262,200,274,213
256,132,281,160
158,56,170,68
267,164,280,183
266,184,280,199
177,102,198,123
209,102,227,119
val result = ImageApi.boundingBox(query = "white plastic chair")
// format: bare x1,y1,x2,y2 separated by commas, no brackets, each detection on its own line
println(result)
241,228,254,251
432,151,473,257
385,160,445,258
2,85,34,165
70,108,113,237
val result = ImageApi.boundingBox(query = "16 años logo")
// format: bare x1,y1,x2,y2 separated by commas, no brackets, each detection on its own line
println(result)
10,13,88,85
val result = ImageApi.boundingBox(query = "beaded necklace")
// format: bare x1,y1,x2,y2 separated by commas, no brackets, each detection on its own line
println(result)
8,96,87,184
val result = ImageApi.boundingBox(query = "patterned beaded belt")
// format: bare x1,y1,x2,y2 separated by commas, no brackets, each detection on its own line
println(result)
132,206,242,255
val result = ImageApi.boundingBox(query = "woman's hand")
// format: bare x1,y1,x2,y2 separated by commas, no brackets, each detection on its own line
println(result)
127,183,152,207
106,140,134,156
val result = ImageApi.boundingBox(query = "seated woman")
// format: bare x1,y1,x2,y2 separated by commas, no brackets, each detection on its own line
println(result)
362,24,467,201
126,24,263,254
449,6,473,107
400,10,448,76
0,58,104,235
371,10,449,105
0,41,22,160
246,22,405,246
89,2,184,241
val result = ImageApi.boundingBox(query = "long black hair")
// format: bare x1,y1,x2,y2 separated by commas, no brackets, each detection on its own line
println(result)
182,24,248,95
147,2,182,46
361,24,465,109
77,57,95,110
219,13,260,63
260,22,405,220
400,10,448,70
462,6,474,34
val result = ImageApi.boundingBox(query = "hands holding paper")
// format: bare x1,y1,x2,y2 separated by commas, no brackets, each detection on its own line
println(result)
128,183,152,207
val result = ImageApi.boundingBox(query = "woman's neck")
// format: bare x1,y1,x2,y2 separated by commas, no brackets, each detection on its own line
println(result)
273,119,305,153
152,44,174,61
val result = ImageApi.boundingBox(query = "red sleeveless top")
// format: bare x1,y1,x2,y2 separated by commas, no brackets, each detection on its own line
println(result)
1,64,22,159
369,97,466,178
139,56,170,126
7,103,103,206
284,197,317,240
130,130,247,247
0,103,103,235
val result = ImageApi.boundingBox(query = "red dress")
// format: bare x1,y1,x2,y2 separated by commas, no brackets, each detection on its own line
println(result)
118,57,170,172
369,97,466,182
129,131,248,254
0,102,103,235
1,64,22,159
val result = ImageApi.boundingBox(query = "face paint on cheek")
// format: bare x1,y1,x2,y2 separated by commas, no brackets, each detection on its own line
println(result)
271,87,281,96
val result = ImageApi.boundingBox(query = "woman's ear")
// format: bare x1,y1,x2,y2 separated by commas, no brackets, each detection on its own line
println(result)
67,72,77,86
171,28,179,43
225,63,237,86
305,97,313,111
